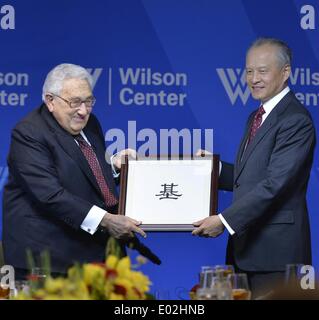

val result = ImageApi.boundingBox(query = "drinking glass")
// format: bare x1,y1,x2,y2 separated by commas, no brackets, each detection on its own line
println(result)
9,280,30,298
199,266,214,288
197,267,219,300
28,267,48,289
196,287,218,300
227,273,251,300
212,265,235,278
196,279,218,300
202,270,216,289
0,284,10,299
216,277,233,300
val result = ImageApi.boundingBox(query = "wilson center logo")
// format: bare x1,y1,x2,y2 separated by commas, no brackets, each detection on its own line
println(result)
216,68,251,105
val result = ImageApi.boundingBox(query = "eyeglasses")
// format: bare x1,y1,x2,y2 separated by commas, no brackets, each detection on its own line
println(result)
50,93,96,109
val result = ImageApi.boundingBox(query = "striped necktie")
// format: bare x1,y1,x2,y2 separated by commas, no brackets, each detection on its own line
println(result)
247,105,265,144
74,135,118,208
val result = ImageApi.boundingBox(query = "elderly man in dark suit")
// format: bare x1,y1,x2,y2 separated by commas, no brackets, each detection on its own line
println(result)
2,63,146,280
193,38,316,298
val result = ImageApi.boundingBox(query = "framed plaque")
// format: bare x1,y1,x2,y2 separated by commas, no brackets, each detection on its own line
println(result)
118,155,219,231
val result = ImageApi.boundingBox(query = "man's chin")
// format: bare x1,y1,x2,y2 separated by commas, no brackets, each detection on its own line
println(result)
251,93,264,101
71,121,88,132
70,125,85,135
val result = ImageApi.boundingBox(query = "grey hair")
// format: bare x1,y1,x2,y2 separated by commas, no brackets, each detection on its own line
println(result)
42,63,93,102
247,38,292,67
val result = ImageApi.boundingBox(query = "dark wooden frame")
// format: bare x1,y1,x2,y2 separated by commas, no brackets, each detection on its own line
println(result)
118,155,219,231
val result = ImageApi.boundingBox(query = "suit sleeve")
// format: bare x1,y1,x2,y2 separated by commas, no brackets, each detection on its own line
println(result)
8,121,95,230
221,113,315,236
219,161,234,191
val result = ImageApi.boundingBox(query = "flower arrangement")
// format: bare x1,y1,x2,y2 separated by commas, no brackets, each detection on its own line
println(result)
14,238,152,300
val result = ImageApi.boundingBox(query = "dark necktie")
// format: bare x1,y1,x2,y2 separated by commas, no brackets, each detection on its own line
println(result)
74,134,118,208
247,105,266,144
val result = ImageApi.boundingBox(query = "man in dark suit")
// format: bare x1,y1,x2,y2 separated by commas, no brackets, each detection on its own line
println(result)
2,63,146,279
192,38,316,297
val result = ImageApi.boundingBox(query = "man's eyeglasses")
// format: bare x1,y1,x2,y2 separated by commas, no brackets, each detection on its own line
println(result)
50,93,96,109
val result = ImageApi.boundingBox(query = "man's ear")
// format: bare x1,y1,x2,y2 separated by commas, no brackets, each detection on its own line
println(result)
283,64,291,82
45,94,54,112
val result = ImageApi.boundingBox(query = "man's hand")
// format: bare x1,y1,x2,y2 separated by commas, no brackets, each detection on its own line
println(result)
192,215,225,237
113,149,137,170
100,213,146,240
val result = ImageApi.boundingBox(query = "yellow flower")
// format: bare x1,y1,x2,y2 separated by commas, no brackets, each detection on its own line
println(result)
14,292,31,300
109,292,125,300
44,277,66,293
116,256,131,277
114,277,132,291
43,294,64,300
83,264,105,286
129,271,151,293
63,279,90,300
106,255,119,269
13,238,152,300
104,282,114,299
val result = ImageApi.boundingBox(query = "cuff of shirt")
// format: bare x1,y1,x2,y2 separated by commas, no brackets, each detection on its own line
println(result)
80,205,106,235
218,213,235,235
110,153,120,178
219,161,222,176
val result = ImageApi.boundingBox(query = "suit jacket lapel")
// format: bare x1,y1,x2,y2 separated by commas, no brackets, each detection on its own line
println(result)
235,91,293,181
235,114,254,168
236,115,275,179
40,105,104,197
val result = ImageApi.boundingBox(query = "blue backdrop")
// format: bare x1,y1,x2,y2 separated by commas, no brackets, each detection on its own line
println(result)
0,0,318,299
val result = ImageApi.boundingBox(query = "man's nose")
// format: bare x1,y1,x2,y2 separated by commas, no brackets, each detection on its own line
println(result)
251,72,261,83
76,103,90,115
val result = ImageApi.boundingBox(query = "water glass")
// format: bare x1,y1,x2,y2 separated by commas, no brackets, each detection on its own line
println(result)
199,266,214,288
0,284,10,299
9,280,30,298
213,265,235,278
216,277,233,300
196,287,218,300
227,273,251,300
29,267,48,289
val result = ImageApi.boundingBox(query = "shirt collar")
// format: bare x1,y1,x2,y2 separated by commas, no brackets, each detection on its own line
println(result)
74,130,91,146
262,86,290,116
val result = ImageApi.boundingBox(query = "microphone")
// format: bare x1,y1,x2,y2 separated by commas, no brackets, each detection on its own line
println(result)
122,237,162,265
97,226,161,265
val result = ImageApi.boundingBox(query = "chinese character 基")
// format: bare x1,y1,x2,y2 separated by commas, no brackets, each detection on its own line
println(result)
155,183,182,200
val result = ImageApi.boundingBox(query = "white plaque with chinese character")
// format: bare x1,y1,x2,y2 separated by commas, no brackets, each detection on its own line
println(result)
118,156,219,231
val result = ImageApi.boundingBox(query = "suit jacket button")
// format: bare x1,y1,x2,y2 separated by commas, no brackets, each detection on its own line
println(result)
234,183,240,188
